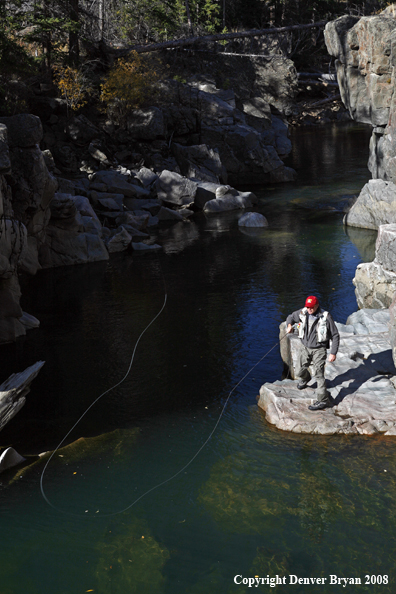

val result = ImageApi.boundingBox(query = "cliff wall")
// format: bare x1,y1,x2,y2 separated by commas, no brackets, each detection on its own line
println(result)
325,11,396,310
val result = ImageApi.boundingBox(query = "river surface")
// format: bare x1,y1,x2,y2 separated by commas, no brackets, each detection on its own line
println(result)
1,123,394,593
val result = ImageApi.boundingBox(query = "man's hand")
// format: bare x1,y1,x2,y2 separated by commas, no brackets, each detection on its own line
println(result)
328,354,336,363
286,324,293,334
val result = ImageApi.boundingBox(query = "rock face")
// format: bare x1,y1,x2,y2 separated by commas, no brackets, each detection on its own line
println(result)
259,312,396,435
325,13,396,323
354,224,396,308
325,13,396,188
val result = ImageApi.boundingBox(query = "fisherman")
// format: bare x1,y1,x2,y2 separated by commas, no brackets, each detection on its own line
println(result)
286,296,340,411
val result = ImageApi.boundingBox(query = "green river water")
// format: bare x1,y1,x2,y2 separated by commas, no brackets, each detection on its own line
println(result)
0,122,394,594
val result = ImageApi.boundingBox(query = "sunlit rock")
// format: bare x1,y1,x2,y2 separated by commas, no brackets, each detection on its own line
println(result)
0,361,45,435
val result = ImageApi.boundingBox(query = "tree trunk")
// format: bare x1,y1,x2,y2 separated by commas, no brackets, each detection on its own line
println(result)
184,0,193,36
121,21,327,55
69,0,79,66
98,0,104,41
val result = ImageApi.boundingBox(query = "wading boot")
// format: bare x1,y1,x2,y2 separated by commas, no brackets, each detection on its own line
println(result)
308,398,332,411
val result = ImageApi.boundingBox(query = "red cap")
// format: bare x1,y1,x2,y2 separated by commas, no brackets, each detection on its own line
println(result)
305,295,319,308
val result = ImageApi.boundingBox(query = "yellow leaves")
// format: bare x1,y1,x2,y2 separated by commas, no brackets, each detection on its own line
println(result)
99,51,160,125
53,65,92,113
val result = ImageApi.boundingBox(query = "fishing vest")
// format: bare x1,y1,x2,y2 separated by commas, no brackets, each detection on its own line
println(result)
298,308,329,343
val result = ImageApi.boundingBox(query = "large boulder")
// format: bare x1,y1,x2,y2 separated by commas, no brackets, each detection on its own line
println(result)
353,224,396,309
203,189,257,213
0,114,43,147
172,143,226,183
156,170,198,206
0,361,45,433
344,179,396,229
127,107,165,139
39,193,109,267
66,114,102,144
354,261,396,309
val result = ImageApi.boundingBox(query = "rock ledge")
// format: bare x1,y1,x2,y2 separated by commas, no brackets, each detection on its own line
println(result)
258,309,396,435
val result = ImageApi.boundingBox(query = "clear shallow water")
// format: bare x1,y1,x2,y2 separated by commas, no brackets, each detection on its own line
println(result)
1,123,393,593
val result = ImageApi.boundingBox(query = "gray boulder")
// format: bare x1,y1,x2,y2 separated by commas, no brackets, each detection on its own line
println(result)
107,178,149,199
194,181,219,209
66,115,102,144
0,447,26,473
375,223,396,272
238,212,269,227
0,361,45,434
40,228,109,267
353,262,396,309
346,308,390,334
97,197,123,211
0,114,43,147
204,190,256,213
127,107,165,139
353,225,396,307
157,206,184,221
39,193,109,267
242,97,272,131
172,143,226,183
156,170,198,206
106,227,132,252
134,167,158,187
344,179,396,229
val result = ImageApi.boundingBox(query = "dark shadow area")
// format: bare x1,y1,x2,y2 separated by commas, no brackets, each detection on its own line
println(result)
327,350,396,405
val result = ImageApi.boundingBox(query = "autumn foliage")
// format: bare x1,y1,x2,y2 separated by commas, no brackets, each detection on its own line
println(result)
53,65,92,114
100,52,160,125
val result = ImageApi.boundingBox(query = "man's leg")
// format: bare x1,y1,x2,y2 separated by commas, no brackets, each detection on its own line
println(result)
311,347,330,402
297,345,312,385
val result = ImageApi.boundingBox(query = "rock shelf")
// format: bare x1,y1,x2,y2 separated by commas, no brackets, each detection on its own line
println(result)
258,309,396,435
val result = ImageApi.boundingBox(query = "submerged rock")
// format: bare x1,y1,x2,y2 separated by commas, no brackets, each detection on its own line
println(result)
238,212,269,227
259,312,396,435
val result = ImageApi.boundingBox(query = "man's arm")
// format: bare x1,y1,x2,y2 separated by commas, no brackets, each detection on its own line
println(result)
327,314,340,361
286,309,301,333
